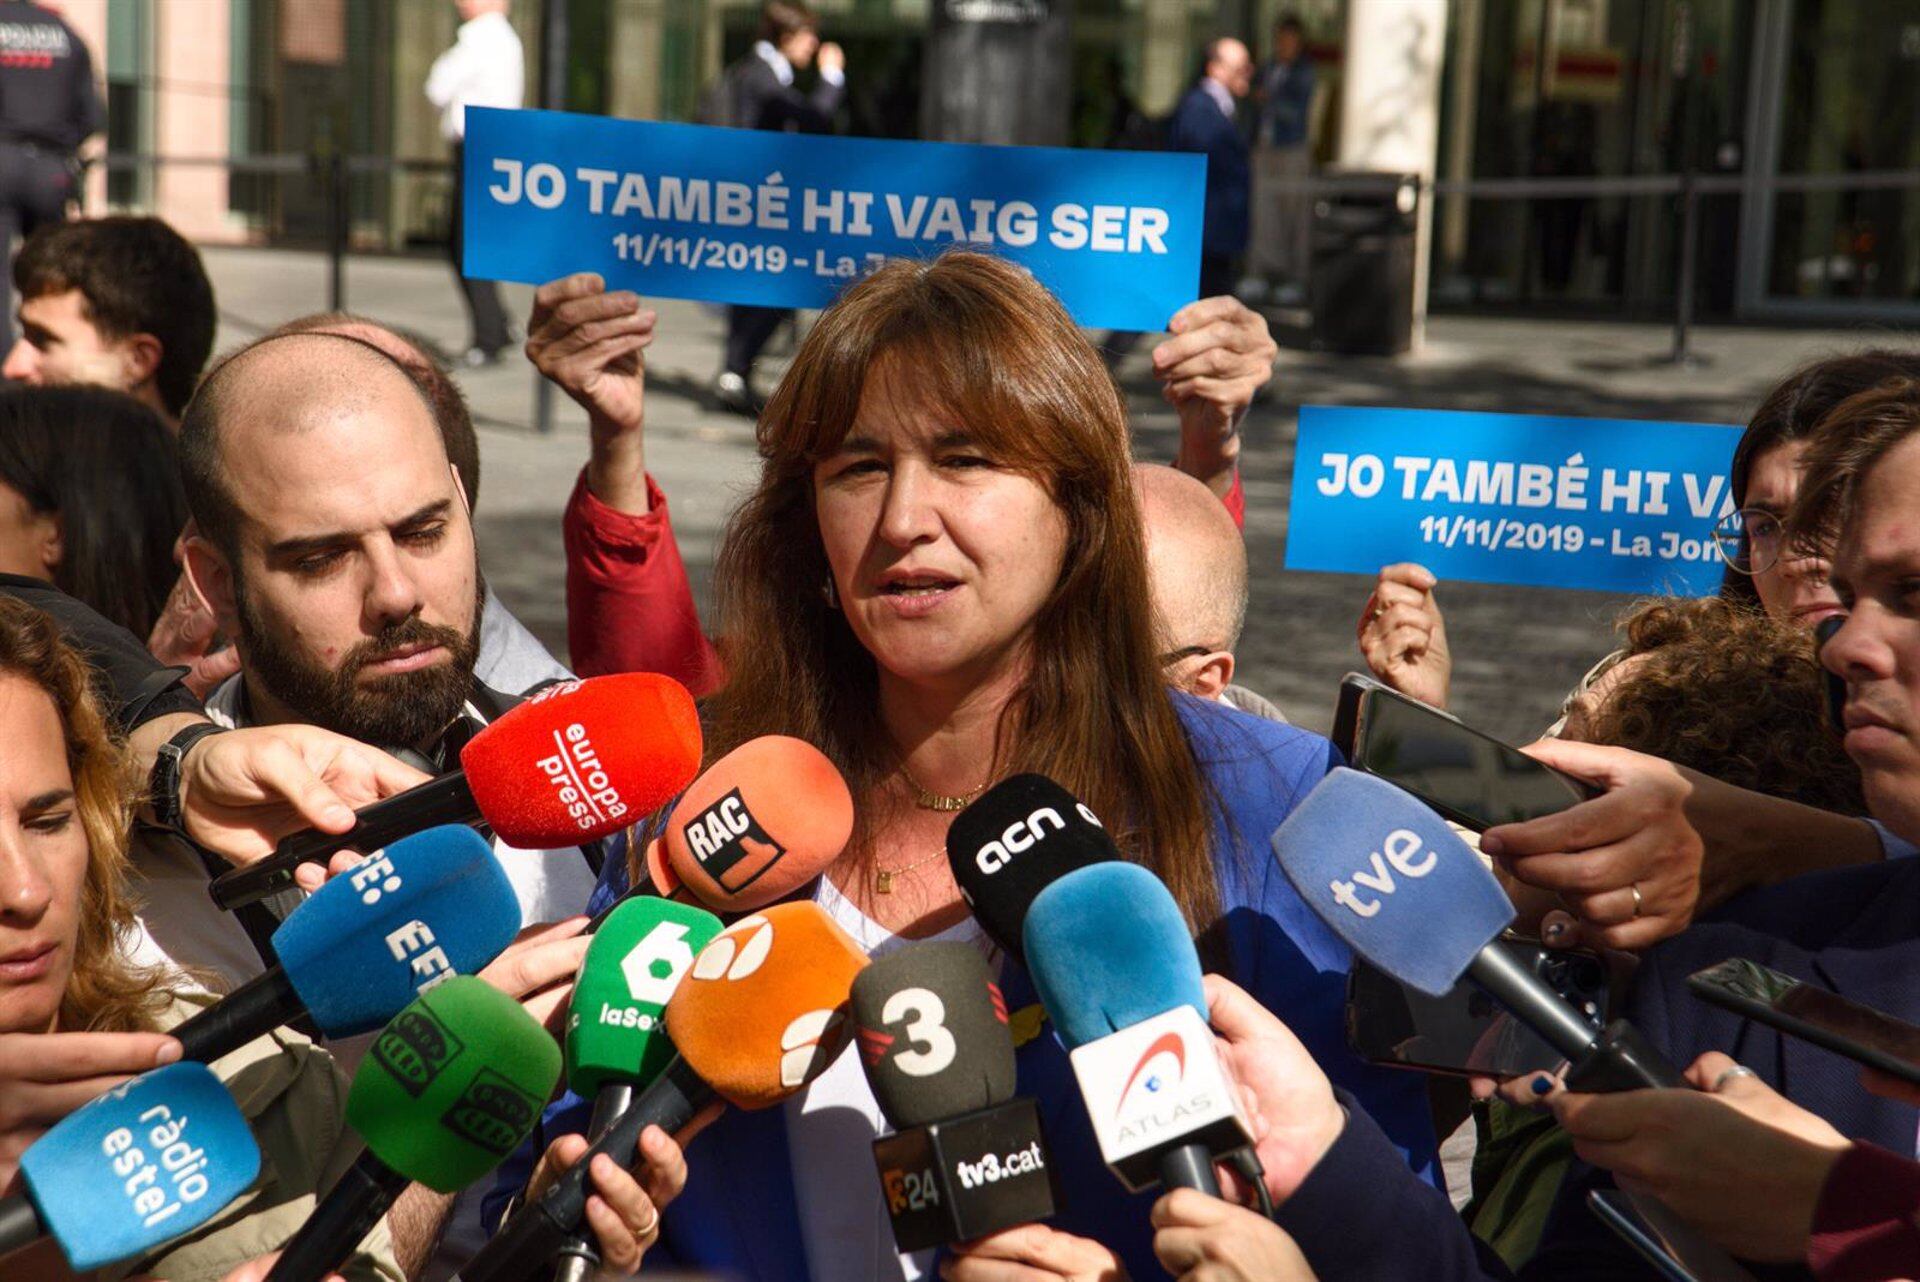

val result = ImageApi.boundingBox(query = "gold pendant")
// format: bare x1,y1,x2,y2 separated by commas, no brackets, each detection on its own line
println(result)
922,794,970,812
876,869,894,894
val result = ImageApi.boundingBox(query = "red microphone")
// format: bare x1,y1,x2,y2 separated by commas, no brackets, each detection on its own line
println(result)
211,674,702,909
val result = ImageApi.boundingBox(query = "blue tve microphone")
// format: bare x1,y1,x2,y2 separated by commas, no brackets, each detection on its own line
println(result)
0,1061,261,1271
175,824,522,1063
1271,768,1682,1091
1023,861,1254,1195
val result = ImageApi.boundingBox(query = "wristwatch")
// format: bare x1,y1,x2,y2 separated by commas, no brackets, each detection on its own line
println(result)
149,721,229,834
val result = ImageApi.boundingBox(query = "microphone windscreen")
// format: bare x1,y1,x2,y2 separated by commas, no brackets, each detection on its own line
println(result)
946,774,1118,962
347,976,562,1193
663,736,853,913
1270,768,1515,997
21,1061,262,1271
664,901,868,1110
851,941,1015,1127
1023,861,1206,1049
461,673,702,847
642,836,680,898
274,825,522,1036
567,897,723,1098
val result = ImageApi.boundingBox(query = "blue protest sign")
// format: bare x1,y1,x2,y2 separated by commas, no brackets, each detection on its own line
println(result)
1284,406,1744,594
462,108,1205,332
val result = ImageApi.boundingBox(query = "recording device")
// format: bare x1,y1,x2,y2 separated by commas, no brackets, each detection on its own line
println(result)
553,896,724,1282
1026,861,1254,1196
212,673,704,909
1588,1191,1706,1282
1332,672,1598,831
1271,768,1681,1092
946,773,1118,963
853,942,1057,1251
635,734,855,911
1814,614,1847,735
174,825,521,1063
459,901,869,1282
0,1062,261,1271
1688,957,1920,1086
1347,941,1611,1078
267,976,561,1282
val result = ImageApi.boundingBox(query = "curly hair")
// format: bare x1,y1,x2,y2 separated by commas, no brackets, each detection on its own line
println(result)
0,597,174,1032
1582,597,1864,815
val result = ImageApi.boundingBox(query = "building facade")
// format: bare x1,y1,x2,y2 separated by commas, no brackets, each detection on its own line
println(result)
57,0,1920,322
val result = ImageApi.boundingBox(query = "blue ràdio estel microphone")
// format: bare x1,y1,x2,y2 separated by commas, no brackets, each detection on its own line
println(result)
0,1061,261,1271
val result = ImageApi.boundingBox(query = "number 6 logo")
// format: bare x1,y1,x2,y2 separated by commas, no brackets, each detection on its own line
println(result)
882,987,957,1078
621,921,698,1006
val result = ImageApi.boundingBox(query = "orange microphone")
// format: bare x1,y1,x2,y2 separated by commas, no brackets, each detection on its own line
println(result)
644,735,854,913
461,901,867,1282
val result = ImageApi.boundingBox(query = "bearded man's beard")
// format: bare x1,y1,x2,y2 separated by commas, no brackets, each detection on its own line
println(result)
237,587,483,749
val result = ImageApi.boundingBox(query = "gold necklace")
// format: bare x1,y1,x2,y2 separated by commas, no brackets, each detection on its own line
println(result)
899,764,988,812
874,847,948,895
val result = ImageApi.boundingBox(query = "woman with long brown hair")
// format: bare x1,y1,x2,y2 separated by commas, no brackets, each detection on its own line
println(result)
510,252,1438,1282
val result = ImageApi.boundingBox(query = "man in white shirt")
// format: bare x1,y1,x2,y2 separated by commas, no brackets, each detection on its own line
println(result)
426,0,524,367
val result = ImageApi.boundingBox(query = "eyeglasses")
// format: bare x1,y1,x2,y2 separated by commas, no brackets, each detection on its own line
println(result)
1159,645,1217,666
1711,507,1786,576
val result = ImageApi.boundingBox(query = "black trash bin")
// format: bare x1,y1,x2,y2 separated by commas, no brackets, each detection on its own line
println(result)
1309,175,1419,356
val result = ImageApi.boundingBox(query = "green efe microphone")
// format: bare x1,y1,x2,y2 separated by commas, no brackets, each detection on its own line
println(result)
267,976,563,1282
554,896,723,1282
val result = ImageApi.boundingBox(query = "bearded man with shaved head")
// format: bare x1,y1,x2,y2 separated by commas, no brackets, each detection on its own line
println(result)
173,329,604,1273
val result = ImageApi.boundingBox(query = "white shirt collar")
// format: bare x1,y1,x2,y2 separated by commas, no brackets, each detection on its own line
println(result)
1201,75,1235,118
754,39,795,87
458,9,512,40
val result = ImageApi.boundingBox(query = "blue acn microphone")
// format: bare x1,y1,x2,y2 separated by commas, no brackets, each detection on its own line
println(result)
1023,861,1253,1196
0,1061,261,1271
1270,768,1682,1091
175,824,522,1063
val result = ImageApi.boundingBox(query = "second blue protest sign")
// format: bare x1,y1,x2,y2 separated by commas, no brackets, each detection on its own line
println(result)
461,108,1205,332
1284,406,1745,595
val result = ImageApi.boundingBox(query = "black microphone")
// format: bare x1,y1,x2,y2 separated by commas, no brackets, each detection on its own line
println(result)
852,942,1058,1250
946,774,1118,963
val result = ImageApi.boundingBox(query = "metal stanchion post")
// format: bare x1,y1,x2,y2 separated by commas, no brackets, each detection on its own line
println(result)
327,151,348,314
530,0,571,436
1666,169,1703,368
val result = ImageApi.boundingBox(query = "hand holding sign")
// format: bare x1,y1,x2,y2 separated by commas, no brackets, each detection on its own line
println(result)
1154,297,1277,499
526,274,658,516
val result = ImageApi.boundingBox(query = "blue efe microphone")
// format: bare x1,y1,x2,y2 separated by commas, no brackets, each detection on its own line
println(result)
1271,768,1682,1091
175,824,521,1063
0,1061,261,1271
1023,861,1253,1195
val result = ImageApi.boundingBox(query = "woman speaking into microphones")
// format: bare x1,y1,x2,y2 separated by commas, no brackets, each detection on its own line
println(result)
498,250,1441,1281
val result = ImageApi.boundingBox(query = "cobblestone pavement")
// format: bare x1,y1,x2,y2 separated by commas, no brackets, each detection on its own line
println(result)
204,245,1884,742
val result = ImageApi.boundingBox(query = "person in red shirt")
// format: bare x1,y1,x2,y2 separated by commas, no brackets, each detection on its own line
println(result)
528,274,1276,687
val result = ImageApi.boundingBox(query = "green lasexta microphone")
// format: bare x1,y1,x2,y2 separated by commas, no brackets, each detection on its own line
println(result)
555,895,724,1282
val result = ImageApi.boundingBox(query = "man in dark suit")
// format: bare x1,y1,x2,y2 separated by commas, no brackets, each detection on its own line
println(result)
710,0,847,415
1167,39,1254,300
